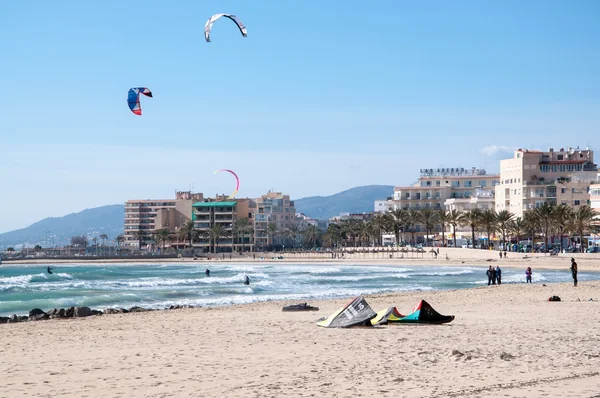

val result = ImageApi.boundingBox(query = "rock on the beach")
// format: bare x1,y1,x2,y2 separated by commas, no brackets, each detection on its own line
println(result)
0,316,9,324
65,307,75,318
57,308,66,317
90,310,103,316
28,308,45,317
47,308,58,316
104,308,120,315
73,307,92,318
29,313,49,321
28,308,48,321
128,307,148,313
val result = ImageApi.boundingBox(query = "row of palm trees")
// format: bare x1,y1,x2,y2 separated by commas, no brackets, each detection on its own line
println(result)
315,204,598,252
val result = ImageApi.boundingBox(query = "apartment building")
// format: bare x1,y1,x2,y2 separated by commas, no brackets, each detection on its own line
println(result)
390,168,499,243
191,197,255,253
393,168,500,212
254,192,296,249
124,191,204,247
495,148,598,217
374,199,394,213
590,181,600,212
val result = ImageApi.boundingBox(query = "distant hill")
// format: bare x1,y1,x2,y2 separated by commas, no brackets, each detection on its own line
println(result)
294,185,394,220
0,205,124,248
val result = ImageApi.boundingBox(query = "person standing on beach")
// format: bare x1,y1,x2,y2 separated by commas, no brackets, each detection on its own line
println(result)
525,267,532,283
486,266,493,286
570,258,578,287
496,266,502,284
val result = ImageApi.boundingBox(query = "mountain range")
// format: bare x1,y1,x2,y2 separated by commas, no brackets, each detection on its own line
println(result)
0,185,393,248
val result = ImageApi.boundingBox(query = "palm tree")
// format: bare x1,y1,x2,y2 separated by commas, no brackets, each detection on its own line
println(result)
302,225,322,249
92,237,98,255
416,208,438,246
341,219,362,247
388,208,408,246
552,204,574,252
285,223,303,249
406,210,419,245
479,209,498,248
116,234,125,248
132,230,147,249
233,218,253,252
459,209,482,249
507,217,525,247
180,221,196,248
99,234,108,248
570,205,599,253
523,210,539,249
534,203,554,252
324,224,344,248
436,210,451,247
267,222,278,248
204,224,229,253
369,213,391,246
154,228,171,253
447,209,463,248
496,210,514,249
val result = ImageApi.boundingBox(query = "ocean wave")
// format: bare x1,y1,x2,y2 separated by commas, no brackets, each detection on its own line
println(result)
412,270,475,277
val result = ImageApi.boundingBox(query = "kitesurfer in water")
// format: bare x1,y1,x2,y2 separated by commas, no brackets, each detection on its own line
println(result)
46,266,54,274
243,275,250,285
205,268,210,277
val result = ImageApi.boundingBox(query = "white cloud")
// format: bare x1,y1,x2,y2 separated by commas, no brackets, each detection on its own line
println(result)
479,145,514,159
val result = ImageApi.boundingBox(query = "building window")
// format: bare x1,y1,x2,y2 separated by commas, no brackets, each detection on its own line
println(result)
452,181,460,188
479,180,487,187
465,181,472,187
436,181,441,187
574,200,581,206
561,188,566,194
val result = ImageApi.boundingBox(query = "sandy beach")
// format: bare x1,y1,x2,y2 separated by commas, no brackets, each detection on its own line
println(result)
2,275,600,397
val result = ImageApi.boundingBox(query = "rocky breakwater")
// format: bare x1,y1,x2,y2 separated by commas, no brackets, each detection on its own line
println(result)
0,304,196,325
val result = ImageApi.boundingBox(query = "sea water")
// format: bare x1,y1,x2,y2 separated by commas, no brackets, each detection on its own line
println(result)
1,262,597,316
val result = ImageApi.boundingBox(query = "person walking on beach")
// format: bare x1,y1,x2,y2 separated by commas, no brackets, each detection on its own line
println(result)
486,266,493,286
525,267,532,283
499,251,502,259
496,265,502,284
570,258,578,287
503,251,507,259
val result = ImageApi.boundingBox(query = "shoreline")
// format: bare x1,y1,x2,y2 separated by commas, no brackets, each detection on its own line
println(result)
3,253,598,272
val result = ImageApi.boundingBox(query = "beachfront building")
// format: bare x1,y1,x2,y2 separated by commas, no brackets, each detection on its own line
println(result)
495,147,598,217
392,168,500,243
124,191,204,248
192,197,255,253
393,168,499,212
254,192,296,250
374,199,394,213
591,182,600,212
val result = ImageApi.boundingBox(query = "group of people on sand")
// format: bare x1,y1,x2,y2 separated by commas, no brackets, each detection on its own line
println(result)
486,258,579,286
486,265,502,285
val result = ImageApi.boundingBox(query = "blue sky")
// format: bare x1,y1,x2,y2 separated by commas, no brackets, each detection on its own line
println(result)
1,0,599,232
